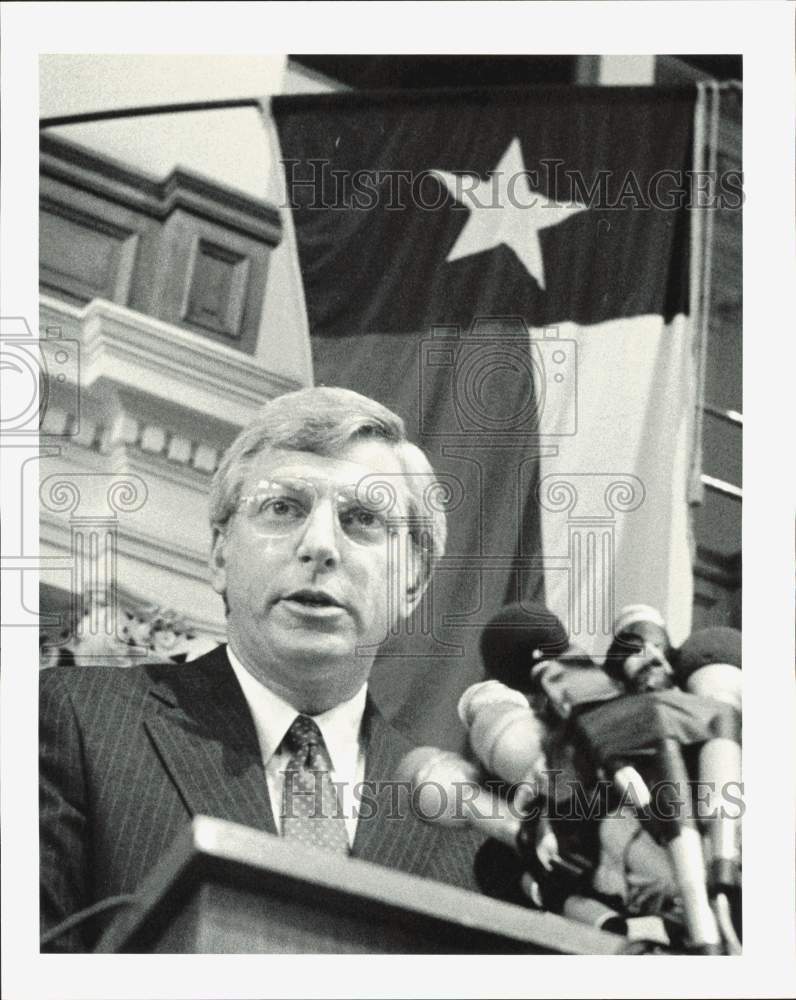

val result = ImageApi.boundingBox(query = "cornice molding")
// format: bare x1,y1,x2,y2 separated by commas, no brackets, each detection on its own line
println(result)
40,132,283,246
119,444,216,491
39,411,219,486
40,295,301,433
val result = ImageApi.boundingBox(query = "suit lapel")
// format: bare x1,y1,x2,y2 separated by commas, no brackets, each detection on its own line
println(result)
143,654,438,868
352,698,439,875
143,646,276,834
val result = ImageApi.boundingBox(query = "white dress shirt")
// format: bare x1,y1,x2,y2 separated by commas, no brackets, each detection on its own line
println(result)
227,646,367,846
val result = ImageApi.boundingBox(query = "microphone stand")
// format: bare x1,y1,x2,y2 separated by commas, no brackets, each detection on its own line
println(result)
648,738,723,953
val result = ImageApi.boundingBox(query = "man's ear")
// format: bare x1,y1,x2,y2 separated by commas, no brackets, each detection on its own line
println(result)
209,528,228,596
396,546,430,621
399,575,429,620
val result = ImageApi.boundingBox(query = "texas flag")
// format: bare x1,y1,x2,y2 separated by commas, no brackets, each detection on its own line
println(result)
270,86,697,749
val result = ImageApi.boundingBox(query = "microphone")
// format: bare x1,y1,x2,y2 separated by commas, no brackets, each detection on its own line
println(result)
395,746,521,849
603,604,674,694
459,675,633,820
675,627,743,895
479,601,569,692
574,690,739,951
533,658,624,721
648,737,722,953
479,602,621,718
457,678,530,725
675,627,742,713
457,680,547,793
562,895,628,936
397,746,593,917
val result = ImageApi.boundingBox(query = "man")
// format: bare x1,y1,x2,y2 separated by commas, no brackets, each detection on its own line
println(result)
40,387,483,952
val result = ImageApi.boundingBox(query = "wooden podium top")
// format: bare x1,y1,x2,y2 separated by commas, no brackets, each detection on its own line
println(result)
97,816,627,954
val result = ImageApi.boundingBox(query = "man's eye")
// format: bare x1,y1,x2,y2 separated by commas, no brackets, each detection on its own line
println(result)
260,497,303,518
342,507,373,525
340,506,383,533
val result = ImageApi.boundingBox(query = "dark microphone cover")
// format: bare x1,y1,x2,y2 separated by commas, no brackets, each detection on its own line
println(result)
575,688,740,763
675,627,742,684
480,601,570,690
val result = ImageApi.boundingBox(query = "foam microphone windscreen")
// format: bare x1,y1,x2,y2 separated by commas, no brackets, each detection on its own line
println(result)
395,747,481,825
395,746,522,848
675,627,742,684
479,601,570,690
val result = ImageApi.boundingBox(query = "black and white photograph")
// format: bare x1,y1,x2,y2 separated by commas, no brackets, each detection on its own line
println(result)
1,3,794,998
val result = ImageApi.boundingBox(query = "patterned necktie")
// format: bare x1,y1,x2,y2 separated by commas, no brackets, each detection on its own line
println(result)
281,714,350,854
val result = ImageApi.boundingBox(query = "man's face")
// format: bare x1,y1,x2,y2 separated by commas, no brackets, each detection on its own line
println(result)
618,623,674,694
211,439,421,712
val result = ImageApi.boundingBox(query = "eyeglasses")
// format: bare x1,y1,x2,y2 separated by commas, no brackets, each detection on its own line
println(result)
237,476,403,546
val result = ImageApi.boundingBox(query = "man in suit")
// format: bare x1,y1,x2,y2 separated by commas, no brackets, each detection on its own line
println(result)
40,387,483,952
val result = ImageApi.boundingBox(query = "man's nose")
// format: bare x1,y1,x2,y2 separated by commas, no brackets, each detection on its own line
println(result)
295,499,341,569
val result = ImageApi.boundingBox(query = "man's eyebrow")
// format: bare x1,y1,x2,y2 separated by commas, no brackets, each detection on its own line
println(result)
249,476,374,493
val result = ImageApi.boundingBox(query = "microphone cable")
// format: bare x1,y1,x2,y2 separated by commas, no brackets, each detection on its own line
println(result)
40,894,135,949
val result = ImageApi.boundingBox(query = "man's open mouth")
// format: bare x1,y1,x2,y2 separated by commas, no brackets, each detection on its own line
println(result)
283,590,344,609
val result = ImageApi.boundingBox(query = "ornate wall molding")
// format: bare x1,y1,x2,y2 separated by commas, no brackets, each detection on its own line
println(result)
40,295,301,442
40,133,284,352
40,592,223,669
40,132,282,245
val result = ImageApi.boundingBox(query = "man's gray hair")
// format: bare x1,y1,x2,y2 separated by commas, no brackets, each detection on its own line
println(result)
210,386,447,582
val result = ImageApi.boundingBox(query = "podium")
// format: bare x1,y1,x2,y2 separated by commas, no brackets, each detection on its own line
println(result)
96,816,627,954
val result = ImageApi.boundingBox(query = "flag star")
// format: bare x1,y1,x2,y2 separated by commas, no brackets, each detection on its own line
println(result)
433,137,587,289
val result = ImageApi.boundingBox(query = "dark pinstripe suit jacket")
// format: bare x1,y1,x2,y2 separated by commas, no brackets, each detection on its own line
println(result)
39,645,484,951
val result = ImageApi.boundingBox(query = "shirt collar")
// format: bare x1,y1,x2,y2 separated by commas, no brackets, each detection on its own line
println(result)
226,645,367,772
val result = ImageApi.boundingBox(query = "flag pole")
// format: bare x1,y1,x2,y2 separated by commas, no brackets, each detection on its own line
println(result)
39,98,266,130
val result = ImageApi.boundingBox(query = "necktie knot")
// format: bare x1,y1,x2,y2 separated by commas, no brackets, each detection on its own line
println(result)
284,714,323,760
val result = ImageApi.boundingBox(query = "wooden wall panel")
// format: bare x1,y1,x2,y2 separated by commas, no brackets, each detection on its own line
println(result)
39,133,281,355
